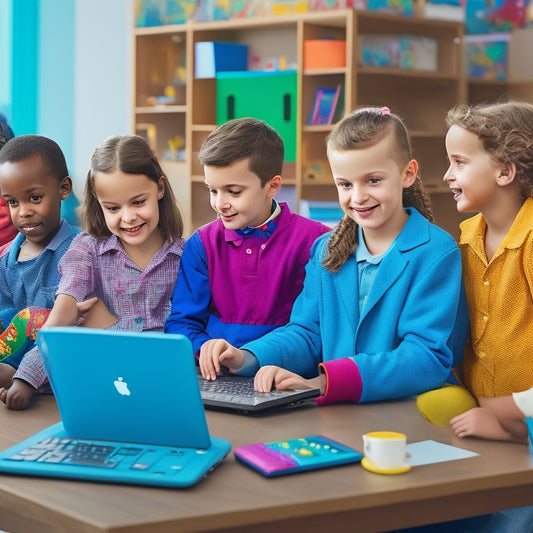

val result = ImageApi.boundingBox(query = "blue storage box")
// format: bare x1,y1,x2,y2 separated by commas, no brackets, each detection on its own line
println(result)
366,0,415,16
194,42,248,79
360,35,400,67
466,0,530,34
464,33,508,80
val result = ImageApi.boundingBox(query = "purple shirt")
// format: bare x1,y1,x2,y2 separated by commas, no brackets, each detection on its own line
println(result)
14,232,184,389
165,202,330,352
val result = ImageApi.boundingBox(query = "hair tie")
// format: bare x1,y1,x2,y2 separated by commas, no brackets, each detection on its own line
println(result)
380,106,391,116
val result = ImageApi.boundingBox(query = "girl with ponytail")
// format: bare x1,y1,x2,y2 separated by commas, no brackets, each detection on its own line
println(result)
201,107,468,407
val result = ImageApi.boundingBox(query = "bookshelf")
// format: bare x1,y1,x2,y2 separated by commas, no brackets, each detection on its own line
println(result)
134,9,468,238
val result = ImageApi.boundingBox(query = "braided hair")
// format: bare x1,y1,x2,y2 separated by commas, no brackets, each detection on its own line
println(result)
322,107,433,273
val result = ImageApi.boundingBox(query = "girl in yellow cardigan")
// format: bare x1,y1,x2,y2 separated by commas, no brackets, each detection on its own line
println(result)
419,100,533,445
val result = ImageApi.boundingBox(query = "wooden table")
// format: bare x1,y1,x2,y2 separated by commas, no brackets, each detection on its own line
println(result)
0,395,532,533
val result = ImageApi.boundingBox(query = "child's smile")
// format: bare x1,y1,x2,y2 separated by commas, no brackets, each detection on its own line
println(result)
94,170,165,257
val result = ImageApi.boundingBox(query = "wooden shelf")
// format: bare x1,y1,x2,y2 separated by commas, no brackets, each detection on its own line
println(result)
133,9,501,238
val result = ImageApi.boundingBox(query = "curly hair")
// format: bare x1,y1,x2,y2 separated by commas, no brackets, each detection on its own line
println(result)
322,107,433,273
0,134,68,182
446,100,533,200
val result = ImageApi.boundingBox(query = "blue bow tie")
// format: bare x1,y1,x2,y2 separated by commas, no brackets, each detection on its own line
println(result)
235,219,277,239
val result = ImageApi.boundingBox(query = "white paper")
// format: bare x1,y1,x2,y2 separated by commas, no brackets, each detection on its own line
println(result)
406,440,478,466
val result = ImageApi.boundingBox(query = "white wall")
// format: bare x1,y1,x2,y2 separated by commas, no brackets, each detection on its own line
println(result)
71,0,134,199
0,1,12,118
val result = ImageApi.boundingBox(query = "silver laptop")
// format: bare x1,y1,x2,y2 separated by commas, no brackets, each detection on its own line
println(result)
198,371,320,414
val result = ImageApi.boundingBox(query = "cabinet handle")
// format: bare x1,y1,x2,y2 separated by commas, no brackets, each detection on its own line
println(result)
283,93,291,122
227,95,235,120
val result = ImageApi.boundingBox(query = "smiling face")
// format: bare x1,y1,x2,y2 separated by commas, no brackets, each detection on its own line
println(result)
444,125,503,215
0,154,71,251
93,170,164,253
328,134,417,252
204,158,281,231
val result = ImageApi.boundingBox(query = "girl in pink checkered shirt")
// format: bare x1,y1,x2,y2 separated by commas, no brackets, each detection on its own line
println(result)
1,135,185,409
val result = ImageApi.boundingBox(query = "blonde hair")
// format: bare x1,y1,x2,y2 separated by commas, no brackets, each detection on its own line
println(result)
323,107,433,273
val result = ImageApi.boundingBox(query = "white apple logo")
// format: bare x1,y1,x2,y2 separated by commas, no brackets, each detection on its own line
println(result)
114,376,131,396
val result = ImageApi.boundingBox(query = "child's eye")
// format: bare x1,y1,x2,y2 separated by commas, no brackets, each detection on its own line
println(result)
337,182,351,190
6,199,18,207
368,177,381,185
229,190,241,196
106,206,119,212
133,199,146,206
30,195,43,202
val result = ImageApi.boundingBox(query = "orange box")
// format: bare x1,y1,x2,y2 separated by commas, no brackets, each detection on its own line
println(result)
304,40,346,69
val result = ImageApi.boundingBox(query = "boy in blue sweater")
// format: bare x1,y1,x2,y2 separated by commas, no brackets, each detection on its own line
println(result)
0,135,80,391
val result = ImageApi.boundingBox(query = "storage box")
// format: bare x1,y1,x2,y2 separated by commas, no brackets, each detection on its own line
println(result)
194,42,248,79
366,0,415,16
304,40,346,69
216,71,297,161
360,35,437,71
466,0,530,34
299,200,343,228
271,1,309,15
135,0,198,26
360,35,400,67
399,37,438,71
464,33,508,80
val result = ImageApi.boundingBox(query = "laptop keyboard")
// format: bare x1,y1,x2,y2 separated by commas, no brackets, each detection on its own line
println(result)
199,375,300,405
6,437,192,472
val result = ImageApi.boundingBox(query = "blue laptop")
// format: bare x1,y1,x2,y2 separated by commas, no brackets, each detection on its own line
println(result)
0,328,231,488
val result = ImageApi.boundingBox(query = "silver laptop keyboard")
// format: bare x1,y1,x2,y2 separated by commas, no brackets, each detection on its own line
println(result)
199,375,298,404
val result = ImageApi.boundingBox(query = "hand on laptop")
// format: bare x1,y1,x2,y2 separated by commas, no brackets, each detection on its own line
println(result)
254,365,326,394
199,339,245,380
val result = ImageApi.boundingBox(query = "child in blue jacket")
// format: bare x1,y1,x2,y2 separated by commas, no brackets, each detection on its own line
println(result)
199,107,469,406
0,135,79,388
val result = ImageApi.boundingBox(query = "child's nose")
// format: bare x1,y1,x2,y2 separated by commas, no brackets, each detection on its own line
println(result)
443,165,452,182
17,202,33,217
215,195,230,211
122,207,137,222
351,185,367,204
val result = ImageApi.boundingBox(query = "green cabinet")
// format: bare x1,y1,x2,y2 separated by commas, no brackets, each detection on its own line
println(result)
216,70,297,162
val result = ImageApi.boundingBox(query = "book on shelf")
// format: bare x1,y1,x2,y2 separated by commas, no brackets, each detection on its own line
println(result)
308,85,342,125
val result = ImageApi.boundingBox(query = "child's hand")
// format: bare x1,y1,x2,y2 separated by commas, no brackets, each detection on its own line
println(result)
254,365,310,393
0,379,35,410
450,399,529,443
76,297,118,329
199,339,245,380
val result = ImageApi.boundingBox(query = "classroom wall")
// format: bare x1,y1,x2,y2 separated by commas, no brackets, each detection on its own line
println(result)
0,1,13,121
4,0,134,201
72,0,134,199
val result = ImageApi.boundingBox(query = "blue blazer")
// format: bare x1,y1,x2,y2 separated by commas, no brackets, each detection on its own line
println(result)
244,208,469,403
